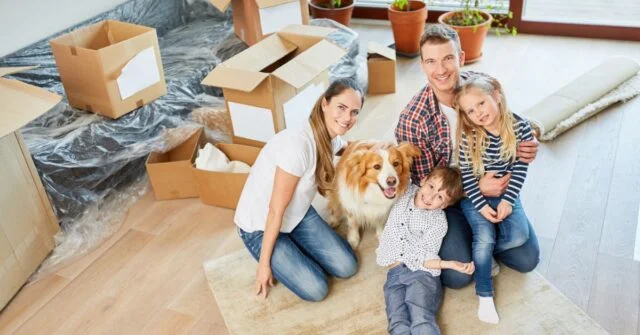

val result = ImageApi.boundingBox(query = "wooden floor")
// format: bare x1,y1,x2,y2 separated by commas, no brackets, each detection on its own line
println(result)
1,24,640,334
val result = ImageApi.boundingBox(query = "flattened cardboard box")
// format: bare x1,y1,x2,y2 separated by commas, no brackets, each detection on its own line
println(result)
50,20,167,119
146,128,206,200
367,42,397,94
201,24,345,147
1,67,60,309
209,0,309,46
193,143,261,209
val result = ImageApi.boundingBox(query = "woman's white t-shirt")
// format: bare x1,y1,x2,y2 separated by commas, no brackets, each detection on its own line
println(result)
234,124,346,233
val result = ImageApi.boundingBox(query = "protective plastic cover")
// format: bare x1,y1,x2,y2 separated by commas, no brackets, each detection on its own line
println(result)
0,0,365,276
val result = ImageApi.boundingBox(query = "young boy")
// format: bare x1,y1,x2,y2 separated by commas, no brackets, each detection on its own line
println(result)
376,167,473,335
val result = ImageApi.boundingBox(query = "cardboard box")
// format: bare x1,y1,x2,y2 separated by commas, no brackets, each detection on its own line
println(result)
193,143,261,209
146,128,206,200
201,25,345,147
209,0,310,46
50,20,167,119
1,67,60,309
367,42,397,94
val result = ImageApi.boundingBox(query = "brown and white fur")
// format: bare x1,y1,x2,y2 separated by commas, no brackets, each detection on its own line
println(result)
328,141,420,249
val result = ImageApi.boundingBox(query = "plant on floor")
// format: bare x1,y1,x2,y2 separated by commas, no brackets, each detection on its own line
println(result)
388,0,428,56
309,0,356,26
438,0,517,63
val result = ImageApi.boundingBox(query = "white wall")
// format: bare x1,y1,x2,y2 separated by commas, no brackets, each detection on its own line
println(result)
0,0,129,57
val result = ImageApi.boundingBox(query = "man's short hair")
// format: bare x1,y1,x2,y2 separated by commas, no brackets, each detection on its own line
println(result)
426,166,465,206
419,24,462,59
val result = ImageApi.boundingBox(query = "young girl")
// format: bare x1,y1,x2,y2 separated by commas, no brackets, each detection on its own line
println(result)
454,74,535,324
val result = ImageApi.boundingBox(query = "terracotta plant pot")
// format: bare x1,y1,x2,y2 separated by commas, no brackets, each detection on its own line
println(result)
310,0,355,27
388,1,428,56
438,10,493,64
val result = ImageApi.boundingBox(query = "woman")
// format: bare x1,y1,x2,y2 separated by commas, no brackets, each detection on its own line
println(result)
234,78,364,302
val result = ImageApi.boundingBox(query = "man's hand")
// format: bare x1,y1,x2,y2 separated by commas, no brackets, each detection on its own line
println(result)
255,263,275,299
517,138,539,163
479,172,509,197
496,200,513,221
480,205,501,224
444,261,475,275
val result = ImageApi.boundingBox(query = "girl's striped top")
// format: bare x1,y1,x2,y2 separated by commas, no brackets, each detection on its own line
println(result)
458,113,534,211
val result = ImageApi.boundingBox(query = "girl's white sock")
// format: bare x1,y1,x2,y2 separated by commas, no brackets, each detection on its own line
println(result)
478,296,500,324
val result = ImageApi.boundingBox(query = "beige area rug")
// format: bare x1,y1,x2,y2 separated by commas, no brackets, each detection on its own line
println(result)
203,231,606,335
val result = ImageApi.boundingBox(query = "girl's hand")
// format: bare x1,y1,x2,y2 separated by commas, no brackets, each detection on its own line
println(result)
496,200,513,221
480,205,501,224
255,263,275,299
446,261,475,275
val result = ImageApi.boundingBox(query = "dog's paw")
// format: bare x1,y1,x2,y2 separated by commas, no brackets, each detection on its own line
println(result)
347,236,360,250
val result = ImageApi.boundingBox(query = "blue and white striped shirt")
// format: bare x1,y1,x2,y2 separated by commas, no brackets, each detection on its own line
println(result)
458,113,534,211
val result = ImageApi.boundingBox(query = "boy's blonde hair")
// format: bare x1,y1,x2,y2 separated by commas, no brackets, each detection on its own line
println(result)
453,74,517,177
425,167,465,206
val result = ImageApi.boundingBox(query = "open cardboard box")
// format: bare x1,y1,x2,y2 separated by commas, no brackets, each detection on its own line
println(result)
201,24,345,147
50,20,167,119
209,0,309,46
146,127,261,209
192,143,261,209
146,128,206,200
0,67,61,309
367,42,397,94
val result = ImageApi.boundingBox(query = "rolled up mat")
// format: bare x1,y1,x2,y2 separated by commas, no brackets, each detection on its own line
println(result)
522,57,640,141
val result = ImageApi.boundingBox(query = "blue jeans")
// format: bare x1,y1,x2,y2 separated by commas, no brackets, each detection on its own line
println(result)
383,264,443,335
460,197,531,297
238,206,358,302
439,200,540,290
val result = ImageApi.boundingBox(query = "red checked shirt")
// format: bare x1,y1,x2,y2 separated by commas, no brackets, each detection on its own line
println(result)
395,71,479,185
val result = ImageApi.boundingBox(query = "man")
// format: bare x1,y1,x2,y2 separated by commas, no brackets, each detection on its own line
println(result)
395,24,540,289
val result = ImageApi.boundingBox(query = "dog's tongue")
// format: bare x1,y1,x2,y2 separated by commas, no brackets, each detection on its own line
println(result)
384,187,396,198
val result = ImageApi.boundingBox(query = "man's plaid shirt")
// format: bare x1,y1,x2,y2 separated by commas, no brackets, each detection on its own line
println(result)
395,72,477,185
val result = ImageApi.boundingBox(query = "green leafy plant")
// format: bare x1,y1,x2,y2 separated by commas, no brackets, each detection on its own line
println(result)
328,0,342,8
391,0,410,11
443,0,517,36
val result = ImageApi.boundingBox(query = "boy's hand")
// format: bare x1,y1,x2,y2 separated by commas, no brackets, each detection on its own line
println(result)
480,205,501,224
496,200,513,221
445,261,475,275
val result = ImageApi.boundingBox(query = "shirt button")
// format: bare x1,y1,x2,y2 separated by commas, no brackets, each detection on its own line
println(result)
400,253,404,256
401,223,404,226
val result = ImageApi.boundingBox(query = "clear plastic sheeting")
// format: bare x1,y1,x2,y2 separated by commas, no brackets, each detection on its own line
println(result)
0,0,364,275
310,19,368,93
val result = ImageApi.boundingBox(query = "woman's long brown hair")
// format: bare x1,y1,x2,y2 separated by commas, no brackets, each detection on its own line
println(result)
309,78,364,196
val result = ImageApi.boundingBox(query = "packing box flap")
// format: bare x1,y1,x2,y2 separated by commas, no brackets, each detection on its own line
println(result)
223,34,297,72
273,39,345,88
50,20,153,53
277,25,336,52
255,0,297,9
0,66,38,77
209,0,232,12
201,66,270,92
368,42,396,61
0,67,62,138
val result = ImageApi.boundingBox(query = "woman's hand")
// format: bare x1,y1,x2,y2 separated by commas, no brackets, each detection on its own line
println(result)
479,205,501,224
479,172,510,197
255,262,275,299
496,200,513,221
444,260,475,275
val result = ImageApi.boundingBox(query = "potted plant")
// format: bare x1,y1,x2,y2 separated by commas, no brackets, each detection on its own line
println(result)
310,0,356,27
388,0,428,57
438,0,516,63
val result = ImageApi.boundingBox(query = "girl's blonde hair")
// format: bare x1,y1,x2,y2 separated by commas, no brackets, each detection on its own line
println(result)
453,75,517,177
309,78,364,196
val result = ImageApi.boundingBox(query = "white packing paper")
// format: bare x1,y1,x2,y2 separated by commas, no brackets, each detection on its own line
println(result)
228,101,276,142
283,83,325,131
116,47,161,100
259,1,302,35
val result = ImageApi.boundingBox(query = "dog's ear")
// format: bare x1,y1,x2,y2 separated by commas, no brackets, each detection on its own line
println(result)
345,151,367,181
397,142,421,162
